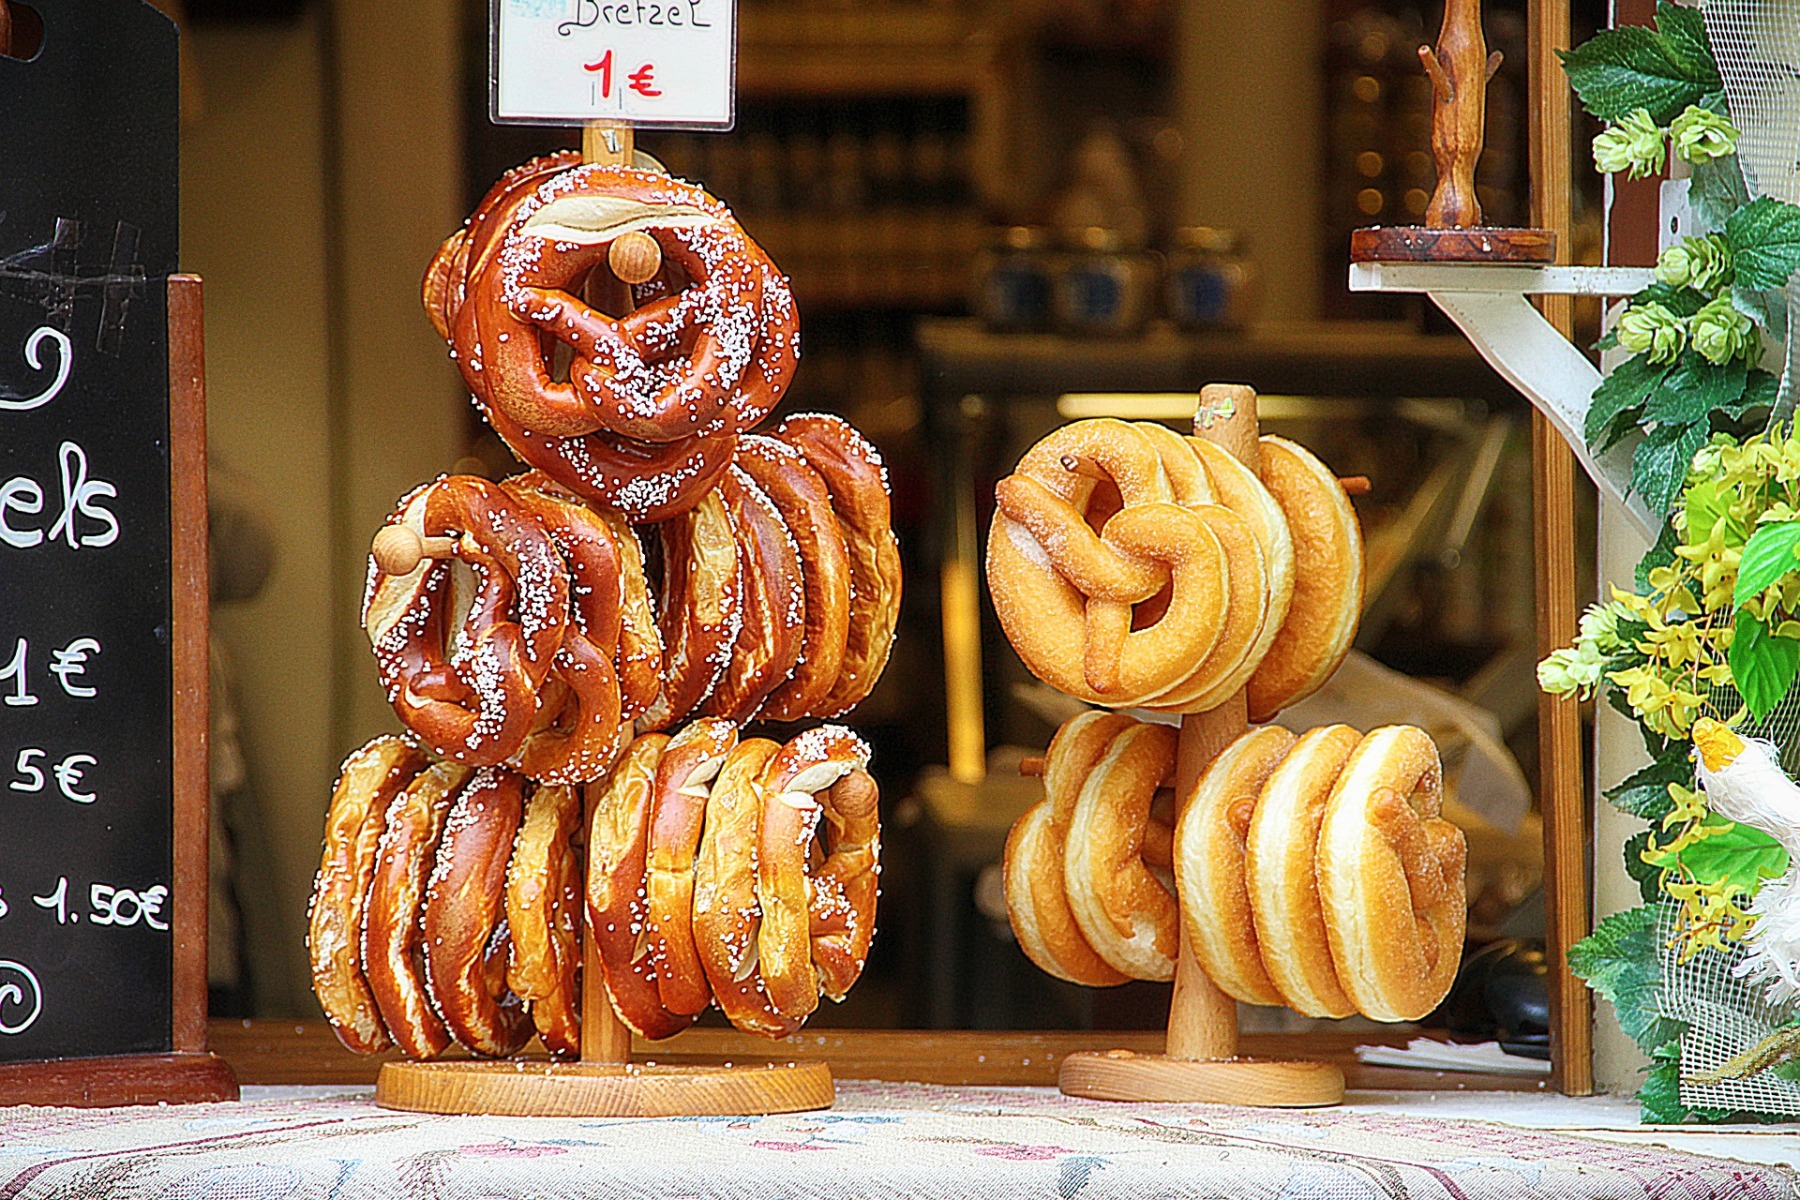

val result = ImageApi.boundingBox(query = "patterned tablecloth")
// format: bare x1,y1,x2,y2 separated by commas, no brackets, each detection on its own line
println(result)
1,1081,1796,1199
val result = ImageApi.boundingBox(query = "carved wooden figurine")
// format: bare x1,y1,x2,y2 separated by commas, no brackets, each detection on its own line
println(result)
1419,0,1503,229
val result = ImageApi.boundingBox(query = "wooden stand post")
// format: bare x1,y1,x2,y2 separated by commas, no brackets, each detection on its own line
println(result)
1057,385,1345,1107
374,122,832,1116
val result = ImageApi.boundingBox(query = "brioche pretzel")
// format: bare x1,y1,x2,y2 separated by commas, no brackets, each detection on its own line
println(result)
421,767,533,1057
1173,726,1295,1006
700,467,805,724
1061,720,1181,981
1131,504,1266,713
1246,724,1361,1018
692,737,800,1037
470,165,798,442
505,782,585,1057
1317,726,1467,1022
757,725,873,1021
362,761,472,1060
734,434,852,722
644,718,739,1016
1246,435,1365,722
308,736,428,1054
774,414,901,716
501,472,627,784
638,490,742,731
364,477,570,766
585,732,694,1039
1137,421,1215,509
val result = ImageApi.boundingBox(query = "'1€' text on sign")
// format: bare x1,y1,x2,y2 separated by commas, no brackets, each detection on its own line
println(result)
492,0,737,128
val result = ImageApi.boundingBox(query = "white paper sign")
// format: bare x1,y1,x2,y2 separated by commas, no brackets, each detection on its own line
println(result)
492,0,737,128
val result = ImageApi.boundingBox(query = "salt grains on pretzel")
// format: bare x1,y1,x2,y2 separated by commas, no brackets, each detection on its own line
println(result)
807,766,882,1003
364,477,570,767
506,782,585,1057
309,736,429,1053
700,466,805,724
637,490,741,731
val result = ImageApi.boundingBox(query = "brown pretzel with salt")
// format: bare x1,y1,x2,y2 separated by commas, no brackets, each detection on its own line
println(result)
700,466,805,724
757,725,874,1022
505,781,585,1057
309,735,429,1053
644,718,738,1017
637,489,742,731
364,476,570,767
421,766,533,1057
591,507,663,721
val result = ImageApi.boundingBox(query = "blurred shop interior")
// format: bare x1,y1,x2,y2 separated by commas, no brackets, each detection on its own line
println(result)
163,0,1604,1045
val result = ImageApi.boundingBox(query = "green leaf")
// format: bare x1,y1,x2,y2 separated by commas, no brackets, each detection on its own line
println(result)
1605,754,1693,821
1720,369,1781,420
1631,420,1708,515
1569,903,1687,1053
1656,1,1722,87
1625,829,1664,901
1683,475,1739,547
1637,520,1682,591
1646,812,1792,893
1725,197,1800,291
1630,281,1711,318
1560,27,1713,122
1733,519,1800,606
1645,354,1749,424
1689,154,1752,230
1639,1054,1687,1124
1727,610,1800,719
1586,353,1672,447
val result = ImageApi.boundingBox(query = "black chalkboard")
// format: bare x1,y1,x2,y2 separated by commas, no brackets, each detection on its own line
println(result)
0,0,181,1064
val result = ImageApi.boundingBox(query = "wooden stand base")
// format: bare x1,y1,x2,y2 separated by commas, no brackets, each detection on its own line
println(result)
1059,1050,1344,1107
375,1058,835,1118
0,1051,238,1107
1350,225,1556,263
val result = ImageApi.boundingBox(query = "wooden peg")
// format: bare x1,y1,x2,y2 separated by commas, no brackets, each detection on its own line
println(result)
1019,755,1046,777
583,120,635,168
1339,475,1372,497
1419,0,1503,229
371,525,457,575
608,231,663,285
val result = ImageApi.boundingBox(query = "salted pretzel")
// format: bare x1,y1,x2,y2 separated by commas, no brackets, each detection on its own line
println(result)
644,718,739,1017
362,761,472,1060
1246,724,1361,1018
1061,720,1181,981
364,476,570,766
421,767,533,1057
500,472,627,784
585,732,693,1039
1173,726,1295,1006
1246,435,1364,723
734,434,852,722
757,725,874,1021
774,414,901,716
808,765,883,1003
700,467,805,723
692,737,800,1037
638,490,742,731
506,782,584,1057
591,508,663,721
1316,725,1467,1022
467,165,798,442
308,736,429,1054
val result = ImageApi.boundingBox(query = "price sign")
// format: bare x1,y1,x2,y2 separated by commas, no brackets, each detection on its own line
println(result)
491,0,737,128
0,0,184,1067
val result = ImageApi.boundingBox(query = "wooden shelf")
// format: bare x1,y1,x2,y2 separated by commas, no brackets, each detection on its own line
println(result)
740,5,991,98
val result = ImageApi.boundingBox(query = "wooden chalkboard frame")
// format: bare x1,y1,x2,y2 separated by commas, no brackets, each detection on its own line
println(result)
0,277,235,1107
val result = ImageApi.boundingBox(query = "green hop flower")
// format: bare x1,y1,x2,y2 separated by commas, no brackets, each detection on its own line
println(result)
1690,296,1759,365
1593,109,1667,179
1576,600,1631,656
1670,105,1739,164
1538,645,1605,699
1617,301,1688,364
1654,234,1734,293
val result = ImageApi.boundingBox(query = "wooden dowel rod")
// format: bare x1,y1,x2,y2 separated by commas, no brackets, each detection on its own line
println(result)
1019,756,1045,777
584,120,635,167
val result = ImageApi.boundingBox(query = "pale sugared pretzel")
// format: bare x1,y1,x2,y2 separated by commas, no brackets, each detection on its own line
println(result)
774,414,901,716
1060,721,1181,981
420,767,533,1057
691,737,799,1038
643,718,738,1017
584,732,694,1039
363,476,570,767
637,490,742,731
699,466,804,724
469,166,798,443
505,781,585,1057
1317,725,1467,1022
735,434,852,722
309,736,429,1053
361,762,472,1060
756,725,874,1022
500,472,627,784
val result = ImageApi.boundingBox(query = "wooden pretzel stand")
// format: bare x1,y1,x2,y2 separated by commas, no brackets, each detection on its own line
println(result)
1051,384,1343,1107
374,121,833,1118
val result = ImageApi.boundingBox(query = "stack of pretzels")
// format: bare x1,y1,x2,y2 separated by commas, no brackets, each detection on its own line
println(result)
986,418,1361,720
309,720,879,1057
1003,712,1467,1022
308,152,901,1058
